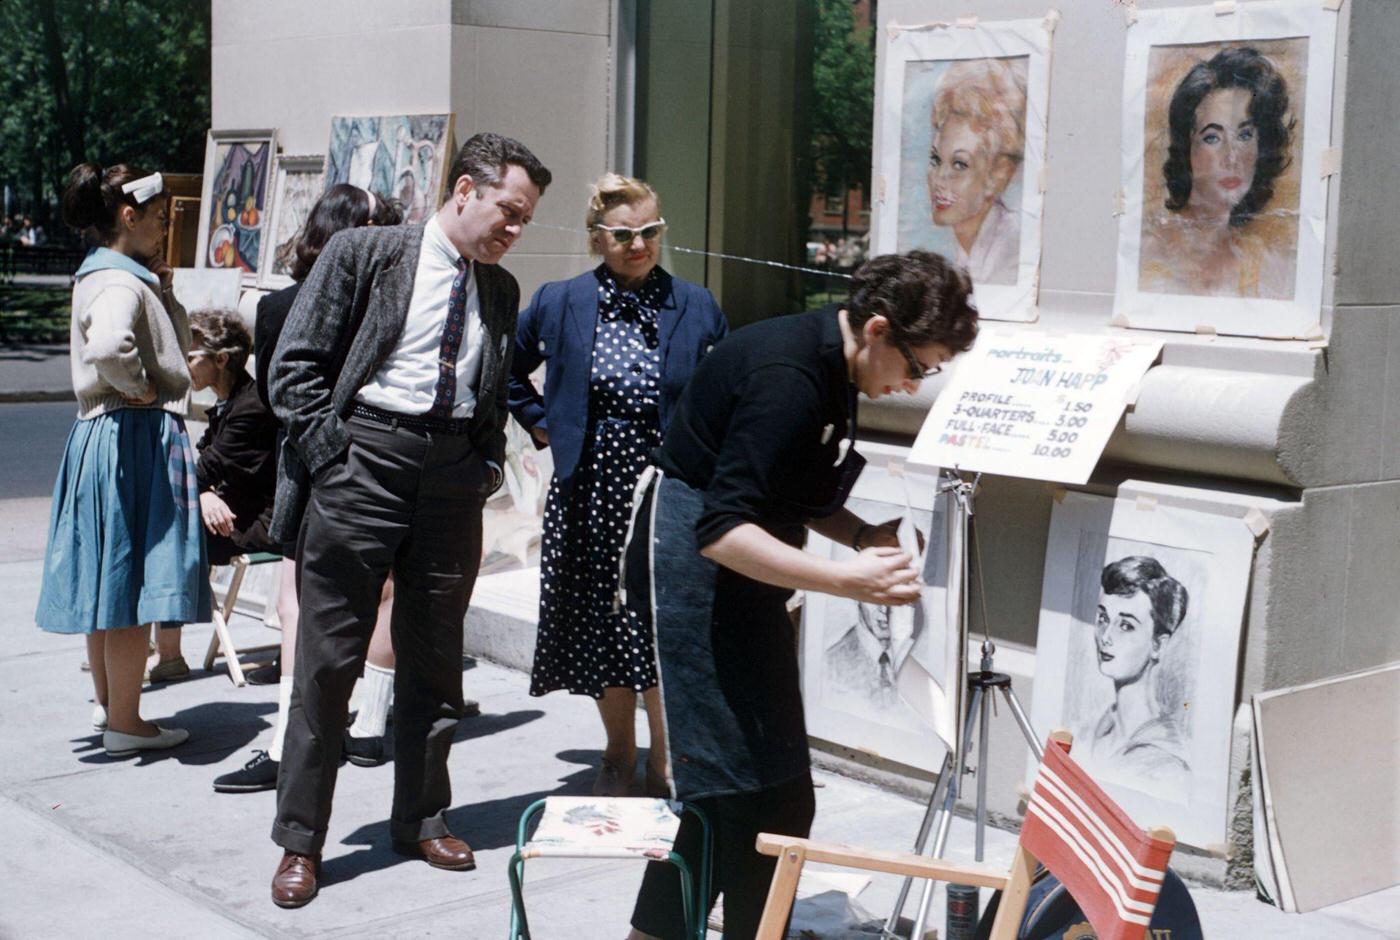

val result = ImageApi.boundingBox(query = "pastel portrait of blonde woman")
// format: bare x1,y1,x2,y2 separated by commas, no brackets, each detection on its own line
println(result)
1138,42,1305,300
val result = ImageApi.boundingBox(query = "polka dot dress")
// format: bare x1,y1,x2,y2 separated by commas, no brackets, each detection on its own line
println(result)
530,266,664,699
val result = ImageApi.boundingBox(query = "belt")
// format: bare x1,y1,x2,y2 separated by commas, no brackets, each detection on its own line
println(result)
350,402,474,436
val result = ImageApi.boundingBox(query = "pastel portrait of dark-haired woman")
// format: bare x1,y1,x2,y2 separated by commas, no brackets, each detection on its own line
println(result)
1137,40,1306,300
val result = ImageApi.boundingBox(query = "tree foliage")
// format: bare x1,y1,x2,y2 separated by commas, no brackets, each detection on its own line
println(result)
809,0,873,212
0,0,209,225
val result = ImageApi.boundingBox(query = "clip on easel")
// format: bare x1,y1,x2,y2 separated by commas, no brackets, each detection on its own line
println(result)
882,468,1044,940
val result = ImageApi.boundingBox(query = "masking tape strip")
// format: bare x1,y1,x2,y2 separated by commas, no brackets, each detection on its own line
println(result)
1214,0,1238,14
1109,314,1131,329
1113,189,1126,216
1026,305,1042,323
1195,323,1218,337
1120,0,1139,26
1323,0,1344,11
1135,494,1158,512
1308,338,1329,350
1302,324,1326,342
1051,486,1067,503
887,459,906,478
1123,381,1143,407
1243,508,1271,538
956,15,979,28
1320,147,1342,178
1038,165,1049,193
1043,9,1062,32
878,175,887,201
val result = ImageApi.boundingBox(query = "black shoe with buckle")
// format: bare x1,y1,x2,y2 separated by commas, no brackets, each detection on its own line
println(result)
342,730,386,767
214,750,279,793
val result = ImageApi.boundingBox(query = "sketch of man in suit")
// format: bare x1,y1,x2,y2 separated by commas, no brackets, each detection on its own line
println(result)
824,599,925,711
265,132,551,908
1086,555,1191,795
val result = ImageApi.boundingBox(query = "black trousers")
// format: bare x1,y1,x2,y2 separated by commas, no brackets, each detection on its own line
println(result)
630,773,816,940
271,415,489,855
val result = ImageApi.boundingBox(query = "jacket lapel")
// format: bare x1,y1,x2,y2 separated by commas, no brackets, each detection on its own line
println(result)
655,268,686,365
473,260,513,407
567,270,599,347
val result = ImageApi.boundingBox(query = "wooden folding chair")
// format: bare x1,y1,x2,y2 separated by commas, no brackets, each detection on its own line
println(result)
755,731,1176,940
204,551,283,686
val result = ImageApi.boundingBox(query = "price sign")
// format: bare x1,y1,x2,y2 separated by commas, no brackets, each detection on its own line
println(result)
908,331,1162,484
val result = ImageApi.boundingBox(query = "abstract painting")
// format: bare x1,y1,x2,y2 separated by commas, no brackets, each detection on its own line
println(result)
258,154,324,289
196,129,277,287
323,114,454,224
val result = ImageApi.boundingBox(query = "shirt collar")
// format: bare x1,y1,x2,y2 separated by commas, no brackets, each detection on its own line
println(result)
74,246,159,287
423,215,465,270
852,615,893,664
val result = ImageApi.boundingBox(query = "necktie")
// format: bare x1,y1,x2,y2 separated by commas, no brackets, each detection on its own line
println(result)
429,258,470,417
878,651,894,689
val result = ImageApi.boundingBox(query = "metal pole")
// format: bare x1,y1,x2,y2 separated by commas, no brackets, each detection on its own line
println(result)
1001,685,1045,759
975,678,992,862
881,751,953,937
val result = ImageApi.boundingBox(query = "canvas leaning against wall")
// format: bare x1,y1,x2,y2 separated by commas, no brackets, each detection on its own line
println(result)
259,154,325,290
801,458,963,774
873,15,1054,323
323,114,454,225
1113,0,1340,338
196,129,278,287
1027,491,1256,848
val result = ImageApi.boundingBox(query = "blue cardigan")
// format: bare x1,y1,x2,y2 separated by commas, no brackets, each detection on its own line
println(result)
508,266,728,495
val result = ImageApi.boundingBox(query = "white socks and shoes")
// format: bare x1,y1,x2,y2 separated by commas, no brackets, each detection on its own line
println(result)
348,662,394,740
104,725,189,757
92,704,108,731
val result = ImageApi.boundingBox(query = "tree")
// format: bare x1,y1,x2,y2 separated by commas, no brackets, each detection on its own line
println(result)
809,0,874,238
0,0,210,227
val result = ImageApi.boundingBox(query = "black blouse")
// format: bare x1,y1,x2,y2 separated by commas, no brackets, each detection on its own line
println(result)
653,304,856,547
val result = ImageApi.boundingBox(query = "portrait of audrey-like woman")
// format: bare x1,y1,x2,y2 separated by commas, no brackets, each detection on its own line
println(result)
1081,555,1192,798
1138,42,1305,299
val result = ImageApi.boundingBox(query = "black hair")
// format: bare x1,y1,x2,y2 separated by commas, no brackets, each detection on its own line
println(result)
1163,46,1294,226
290,183,402,282
445,132,552,200
847,250,979,353
1100,556,1189,641
61,162,166,245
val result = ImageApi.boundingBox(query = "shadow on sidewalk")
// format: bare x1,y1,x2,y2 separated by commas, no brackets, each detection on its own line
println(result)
70,699,275,768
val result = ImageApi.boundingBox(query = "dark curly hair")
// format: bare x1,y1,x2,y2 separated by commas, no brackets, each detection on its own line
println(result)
847,250,978,353
1163,46,1294,227
446,131,552,198
1101,556,1189,641
189,308,254,377
290,183,402,282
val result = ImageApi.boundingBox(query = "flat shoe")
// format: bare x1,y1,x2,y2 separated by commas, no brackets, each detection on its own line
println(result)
147,657,191,683
92,704,108,732
104,725,189,757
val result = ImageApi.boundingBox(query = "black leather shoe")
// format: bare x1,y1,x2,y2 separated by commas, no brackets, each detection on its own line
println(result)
342,730,386,767
244,660,281,686
214,750,278,793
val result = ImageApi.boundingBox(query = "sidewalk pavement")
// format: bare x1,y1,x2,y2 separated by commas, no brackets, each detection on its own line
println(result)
2,495,1398,938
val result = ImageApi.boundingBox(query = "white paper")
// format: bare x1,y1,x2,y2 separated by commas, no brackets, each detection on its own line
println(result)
1026,491,1255,848
873,17,1053,322
908,329,1162,485
1112,0,1339,338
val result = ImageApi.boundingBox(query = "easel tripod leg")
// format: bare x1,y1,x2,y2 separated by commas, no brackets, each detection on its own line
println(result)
881,750,954,938
1000,685,1044,759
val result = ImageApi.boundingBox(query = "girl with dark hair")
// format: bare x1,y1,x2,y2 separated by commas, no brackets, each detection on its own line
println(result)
213,185,404,793
1088,555,1191,789
1140,45,1297,298
36,162,209,757
624,250,977,940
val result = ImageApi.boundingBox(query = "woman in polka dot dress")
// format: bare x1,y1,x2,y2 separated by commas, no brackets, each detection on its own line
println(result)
509,174,728,797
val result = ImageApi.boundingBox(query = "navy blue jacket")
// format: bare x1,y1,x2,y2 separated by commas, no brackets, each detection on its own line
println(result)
508,265,728,494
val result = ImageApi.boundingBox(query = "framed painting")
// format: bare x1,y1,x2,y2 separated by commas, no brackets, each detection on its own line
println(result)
801,454,963,773
874,16,1054,322
1112,0,1340,337
258,154,324,290
323,114,454,224
196,128,278,287
1027,491,1256,847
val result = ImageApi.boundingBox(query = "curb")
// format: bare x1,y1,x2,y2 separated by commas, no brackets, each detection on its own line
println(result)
0,390,76,404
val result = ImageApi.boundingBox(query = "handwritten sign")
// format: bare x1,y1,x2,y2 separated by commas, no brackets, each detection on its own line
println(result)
908,331,1162,484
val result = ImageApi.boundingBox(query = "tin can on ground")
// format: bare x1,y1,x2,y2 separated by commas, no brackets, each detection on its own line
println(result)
946,882,981,940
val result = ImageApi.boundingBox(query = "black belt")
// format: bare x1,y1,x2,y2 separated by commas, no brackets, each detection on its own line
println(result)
350,402,474,436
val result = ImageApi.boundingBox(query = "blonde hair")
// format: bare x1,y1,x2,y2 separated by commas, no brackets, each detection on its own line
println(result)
585,173,660,255
931,59,1029,165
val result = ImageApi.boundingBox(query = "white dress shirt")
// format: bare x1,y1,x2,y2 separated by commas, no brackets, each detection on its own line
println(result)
357,215,485,417
956,197,1021,288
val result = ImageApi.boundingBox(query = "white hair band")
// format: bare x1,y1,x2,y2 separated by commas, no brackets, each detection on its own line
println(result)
364,189,377,215
120,172,164,204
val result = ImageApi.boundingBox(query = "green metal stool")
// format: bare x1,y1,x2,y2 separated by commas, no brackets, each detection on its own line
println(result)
508,795,711,939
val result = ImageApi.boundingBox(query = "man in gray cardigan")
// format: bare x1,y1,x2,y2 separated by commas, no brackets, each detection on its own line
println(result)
265,132,550,908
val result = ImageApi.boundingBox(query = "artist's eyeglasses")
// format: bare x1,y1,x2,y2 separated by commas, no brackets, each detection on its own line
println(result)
893,337,943,381
592,219,667,245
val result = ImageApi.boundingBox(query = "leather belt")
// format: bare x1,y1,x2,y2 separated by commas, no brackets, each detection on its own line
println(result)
350,402,474,436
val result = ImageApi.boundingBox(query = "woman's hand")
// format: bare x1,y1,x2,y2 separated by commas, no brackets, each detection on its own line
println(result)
840,546,922,606
200,490,236,537
121,380,158,406
531,426,549,446
146,254,175,294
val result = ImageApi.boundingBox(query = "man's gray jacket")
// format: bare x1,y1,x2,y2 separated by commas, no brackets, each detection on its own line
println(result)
266,221,520,543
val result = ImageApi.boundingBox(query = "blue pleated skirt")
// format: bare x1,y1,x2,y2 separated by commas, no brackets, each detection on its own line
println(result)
35,409,212,633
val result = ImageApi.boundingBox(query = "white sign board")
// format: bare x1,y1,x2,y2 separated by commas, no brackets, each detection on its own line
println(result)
908,331,1161,484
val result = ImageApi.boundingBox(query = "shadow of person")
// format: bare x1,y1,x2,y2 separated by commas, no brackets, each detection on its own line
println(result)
72,699,275,767
452,707,545,744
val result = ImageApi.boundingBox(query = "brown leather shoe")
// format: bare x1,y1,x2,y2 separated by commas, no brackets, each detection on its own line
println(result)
271,851,320,908
392,834,476,871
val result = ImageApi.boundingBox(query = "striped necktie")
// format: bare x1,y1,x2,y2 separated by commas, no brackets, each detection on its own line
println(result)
429,257,470,417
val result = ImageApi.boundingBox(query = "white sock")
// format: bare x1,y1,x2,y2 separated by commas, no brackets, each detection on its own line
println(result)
269,677,294,762
349,662,394,739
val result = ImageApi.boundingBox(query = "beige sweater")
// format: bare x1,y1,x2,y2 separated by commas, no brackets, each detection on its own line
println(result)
70,268,192,419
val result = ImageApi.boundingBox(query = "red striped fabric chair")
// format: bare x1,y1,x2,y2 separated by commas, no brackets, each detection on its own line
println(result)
754,730,1176,940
